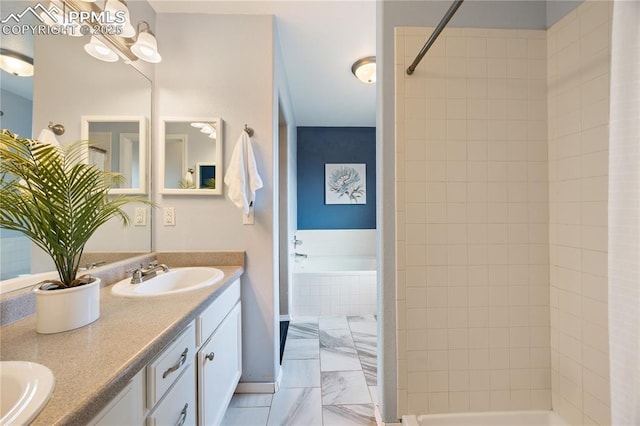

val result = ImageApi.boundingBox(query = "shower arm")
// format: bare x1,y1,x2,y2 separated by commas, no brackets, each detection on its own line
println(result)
406,0,465,75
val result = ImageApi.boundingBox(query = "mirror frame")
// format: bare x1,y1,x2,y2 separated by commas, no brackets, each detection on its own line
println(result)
81,115,148,195
160,117,224,196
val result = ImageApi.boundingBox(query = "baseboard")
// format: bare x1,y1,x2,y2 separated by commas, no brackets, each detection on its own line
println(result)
236,381,278,394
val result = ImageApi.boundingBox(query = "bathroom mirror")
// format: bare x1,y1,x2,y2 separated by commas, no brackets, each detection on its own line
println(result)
81,116,148,194
0,14,152,286
161,118,224,195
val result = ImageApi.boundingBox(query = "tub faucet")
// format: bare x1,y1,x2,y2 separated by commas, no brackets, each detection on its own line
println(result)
294,252,308,259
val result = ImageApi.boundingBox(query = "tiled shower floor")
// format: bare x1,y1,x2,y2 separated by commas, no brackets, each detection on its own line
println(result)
222,315,378,425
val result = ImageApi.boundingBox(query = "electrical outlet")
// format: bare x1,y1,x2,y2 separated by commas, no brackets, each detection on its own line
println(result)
163,207,176,226
134,207,146,226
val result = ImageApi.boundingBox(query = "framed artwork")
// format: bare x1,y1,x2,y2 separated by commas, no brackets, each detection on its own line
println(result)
325,163,366,205
196,163,216,189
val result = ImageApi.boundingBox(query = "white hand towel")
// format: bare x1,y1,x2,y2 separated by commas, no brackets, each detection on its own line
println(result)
224,130,263,214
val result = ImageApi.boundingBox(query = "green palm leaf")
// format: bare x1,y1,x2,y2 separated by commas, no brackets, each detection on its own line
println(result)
0,129,153,287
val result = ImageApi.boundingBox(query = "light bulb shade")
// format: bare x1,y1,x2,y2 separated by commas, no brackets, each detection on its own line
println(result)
105,0,135,37
0,49,34,77
131,30,161,63
84,36,119,62
351,56,376,84
36,128,60,146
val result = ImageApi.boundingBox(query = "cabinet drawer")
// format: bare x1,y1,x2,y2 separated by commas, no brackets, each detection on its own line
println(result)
198,302,242,425
147,323,195,408
146,363,196,426
196,278,240,347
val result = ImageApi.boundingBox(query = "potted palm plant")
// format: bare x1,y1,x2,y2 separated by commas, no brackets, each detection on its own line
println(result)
0,129,150,333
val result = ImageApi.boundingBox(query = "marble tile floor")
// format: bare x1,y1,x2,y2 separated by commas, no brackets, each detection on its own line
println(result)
222,315,378,426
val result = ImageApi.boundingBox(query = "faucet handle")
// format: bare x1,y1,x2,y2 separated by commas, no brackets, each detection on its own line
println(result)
148,260,158,267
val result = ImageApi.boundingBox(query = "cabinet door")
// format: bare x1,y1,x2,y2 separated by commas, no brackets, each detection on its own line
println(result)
146,363,196,426
198,302,242,426
91,370,144,426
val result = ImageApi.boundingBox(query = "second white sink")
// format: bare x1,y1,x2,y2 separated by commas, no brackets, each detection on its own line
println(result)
0,361,55,425
111,267,224,298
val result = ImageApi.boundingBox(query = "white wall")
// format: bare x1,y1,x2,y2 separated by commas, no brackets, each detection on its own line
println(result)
154,13,279,385
275,23,298,319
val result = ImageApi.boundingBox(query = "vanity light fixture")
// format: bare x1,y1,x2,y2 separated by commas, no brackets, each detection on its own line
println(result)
104,0,135,38
84,36,119,62
41,1,161,63
351,56,376,84
0,49,34,77
191,122,217,139
130,21,162,63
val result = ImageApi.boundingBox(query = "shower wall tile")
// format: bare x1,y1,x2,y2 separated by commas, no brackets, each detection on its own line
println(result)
396,26,549,416
547,2,612,425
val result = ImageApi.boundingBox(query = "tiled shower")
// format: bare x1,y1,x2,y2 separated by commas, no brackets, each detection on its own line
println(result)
394,1,611,423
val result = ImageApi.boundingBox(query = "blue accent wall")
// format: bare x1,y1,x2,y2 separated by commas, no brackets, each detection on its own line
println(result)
297,127,376,229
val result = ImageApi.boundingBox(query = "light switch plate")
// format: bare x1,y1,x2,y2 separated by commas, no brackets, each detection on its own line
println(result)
243,208,254,225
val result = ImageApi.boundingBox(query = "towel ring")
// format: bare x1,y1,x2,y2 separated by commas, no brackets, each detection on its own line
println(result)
244,124,254,137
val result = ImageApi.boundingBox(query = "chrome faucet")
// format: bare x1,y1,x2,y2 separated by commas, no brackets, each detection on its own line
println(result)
128,261,170,284
85,260,106,270
293,236,303,248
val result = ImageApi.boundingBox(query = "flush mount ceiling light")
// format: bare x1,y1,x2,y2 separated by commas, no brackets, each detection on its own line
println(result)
84,36,119,62
351,56,376,84
0,49,34,77
130,21,162,63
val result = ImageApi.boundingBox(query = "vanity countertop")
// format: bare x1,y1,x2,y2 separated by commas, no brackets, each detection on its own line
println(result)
0,260,244,425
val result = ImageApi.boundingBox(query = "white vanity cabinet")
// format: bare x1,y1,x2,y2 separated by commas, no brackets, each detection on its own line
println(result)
90,370,144,426
196,278,242,425
145,323,197,426
89,278,242,426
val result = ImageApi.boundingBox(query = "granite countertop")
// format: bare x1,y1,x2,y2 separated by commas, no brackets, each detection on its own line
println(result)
0,252,244,425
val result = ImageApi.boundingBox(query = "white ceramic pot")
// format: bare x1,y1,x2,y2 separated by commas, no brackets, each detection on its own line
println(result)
33,277,101,334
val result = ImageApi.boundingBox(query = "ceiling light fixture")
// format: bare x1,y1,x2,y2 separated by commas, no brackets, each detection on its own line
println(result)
84,36,119,62
130,21,162,63
351,56,376,84
0,49,34,77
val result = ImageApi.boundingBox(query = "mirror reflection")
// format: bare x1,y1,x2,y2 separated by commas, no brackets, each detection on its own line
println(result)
0,9,152,287
82,116,147,194
162,118,223,195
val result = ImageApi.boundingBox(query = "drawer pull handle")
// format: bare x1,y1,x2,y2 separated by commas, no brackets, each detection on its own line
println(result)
163,348,188,379
205,352,215,362
176,403,188,426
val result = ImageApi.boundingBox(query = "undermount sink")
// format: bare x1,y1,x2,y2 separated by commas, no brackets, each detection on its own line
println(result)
0,361,55,425
111,267,224,298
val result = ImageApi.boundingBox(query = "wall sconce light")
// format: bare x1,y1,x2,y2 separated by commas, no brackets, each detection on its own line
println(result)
104,0,135,37
351,56,376,84
84,36,119,62
130,21,161,63
0,49,34,77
